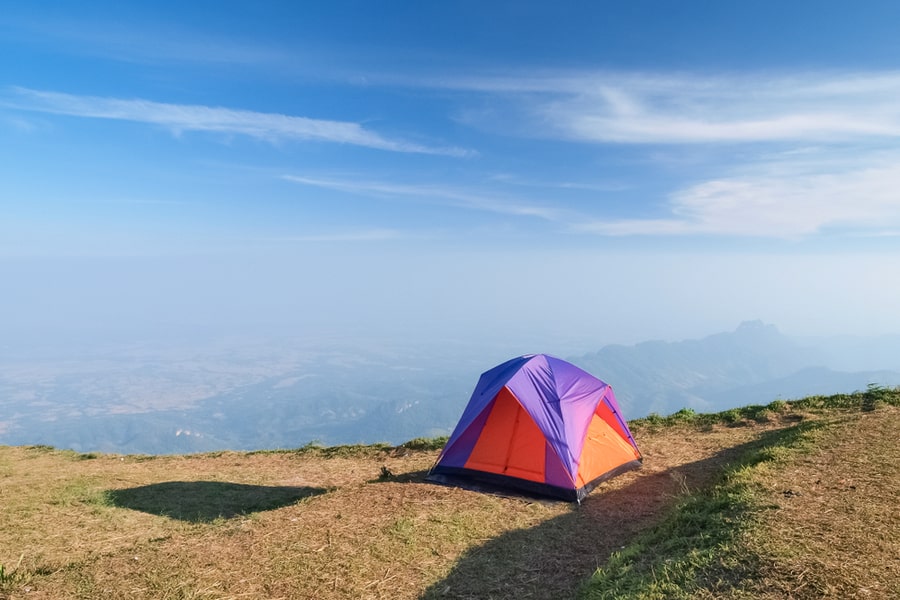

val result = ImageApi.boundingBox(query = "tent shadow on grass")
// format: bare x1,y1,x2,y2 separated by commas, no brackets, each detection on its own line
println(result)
106,481,328,523
419,426,803,600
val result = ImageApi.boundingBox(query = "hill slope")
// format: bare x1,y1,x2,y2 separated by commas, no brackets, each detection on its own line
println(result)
571,321,900,417
1,392,898,600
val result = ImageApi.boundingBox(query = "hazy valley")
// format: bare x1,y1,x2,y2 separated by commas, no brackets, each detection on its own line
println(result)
2,322,900,454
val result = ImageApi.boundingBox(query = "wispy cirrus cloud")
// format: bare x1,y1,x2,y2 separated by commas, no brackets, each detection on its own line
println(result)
282,174,562,220
285,156,900,240
575,158,900,238
441,70,900,145
426,69,900,238
4,87,472,156
1,114,40,133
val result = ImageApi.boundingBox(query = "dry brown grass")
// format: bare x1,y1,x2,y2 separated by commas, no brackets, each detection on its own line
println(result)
742,406,900,600
0,418,792,600
2,407,891,600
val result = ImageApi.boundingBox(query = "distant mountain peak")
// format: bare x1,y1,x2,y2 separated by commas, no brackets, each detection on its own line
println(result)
730,320,782,342
735,320,778,333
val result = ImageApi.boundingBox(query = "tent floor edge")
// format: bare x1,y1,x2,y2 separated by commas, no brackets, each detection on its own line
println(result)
576,459,644,502
427,466,579,502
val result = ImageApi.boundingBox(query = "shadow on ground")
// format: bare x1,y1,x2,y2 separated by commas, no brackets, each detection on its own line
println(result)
106,481,328,522
419,426,803,600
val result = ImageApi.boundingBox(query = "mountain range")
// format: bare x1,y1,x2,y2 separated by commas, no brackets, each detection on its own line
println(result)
572,320,900,417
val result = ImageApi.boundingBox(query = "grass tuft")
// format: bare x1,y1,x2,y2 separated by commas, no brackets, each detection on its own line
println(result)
399,436,449,451
0,555,27,594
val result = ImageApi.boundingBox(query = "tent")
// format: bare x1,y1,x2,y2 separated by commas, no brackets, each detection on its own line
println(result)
429,354,642,502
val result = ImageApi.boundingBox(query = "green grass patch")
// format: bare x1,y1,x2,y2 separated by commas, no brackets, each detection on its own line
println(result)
0,555,28,594
22,445,100,461
244,440,395,458
629,386,900,433
245,435,449,458
24,444,56,453
51,477,112,508
301,441,394,458
580,420,825,599
399,436,449,451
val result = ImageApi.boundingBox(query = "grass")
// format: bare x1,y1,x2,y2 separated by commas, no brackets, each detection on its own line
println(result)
742,406,900,598
0,558,26,591
580,420,824,599
631,384,900,431
582,387,900,600
1,388,898,599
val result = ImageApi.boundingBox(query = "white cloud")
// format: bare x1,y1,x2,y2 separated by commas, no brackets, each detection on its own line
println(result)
284,155,900,239
4,87,471,156
282,174,562,220
1,114,39,132
576,160,900,237
441,70,900,145
427,70,900,237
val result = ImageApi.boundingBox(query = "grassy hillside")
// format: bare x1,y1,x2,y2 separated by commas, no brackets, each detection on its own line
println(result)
1,389,898,600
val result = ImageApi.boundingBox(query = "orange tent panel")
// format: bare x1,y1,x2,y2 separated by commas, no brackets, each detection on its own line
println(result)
595,399,636,449
575,409,642,488
464,386,547,483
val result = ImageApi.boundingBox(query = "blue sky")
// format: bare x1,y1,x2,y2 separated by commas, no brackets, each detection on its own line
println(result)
3,1,900,352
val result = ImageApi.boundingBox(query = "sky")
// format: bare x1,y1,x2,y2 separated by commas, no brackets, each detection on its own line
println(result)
3,1,900,355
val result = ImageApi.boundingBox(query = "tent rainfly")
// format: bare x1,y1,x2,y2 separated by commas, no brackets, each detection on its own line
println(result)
428,354,642,502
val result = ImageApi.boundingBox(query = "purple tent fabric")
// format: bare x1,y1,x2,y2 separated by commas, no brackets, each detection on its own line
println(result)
432,354,642,501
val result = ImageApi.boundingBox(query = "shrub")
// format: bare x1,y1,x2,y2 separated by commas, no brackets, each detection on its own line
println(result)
719,408,744,425
400,436,449,451
668,408,698,424
767,399,788,412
